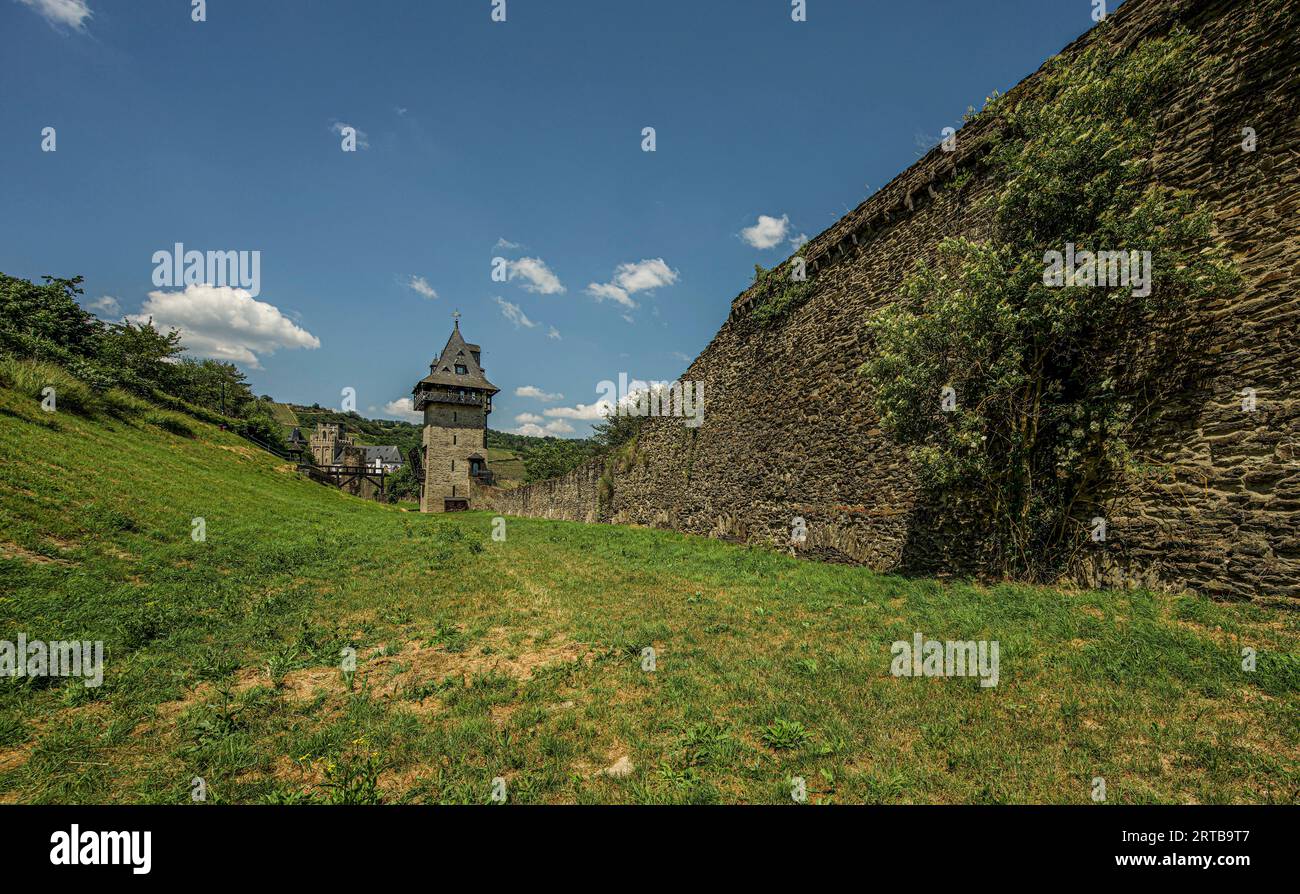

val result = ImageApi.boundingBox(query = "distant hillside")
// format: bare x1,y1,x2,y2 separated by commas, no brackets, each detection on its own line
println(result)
486,447,527,485
266,402,299,428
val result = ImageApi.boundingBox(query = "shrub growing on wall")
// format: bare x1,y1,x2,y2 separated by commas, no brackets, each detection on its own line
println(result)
749,260,814,328
860,27,1239,579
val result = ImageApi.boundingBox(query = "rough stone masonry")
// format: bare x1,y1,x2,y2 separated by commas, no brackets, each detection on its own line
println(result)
492,0,1299,601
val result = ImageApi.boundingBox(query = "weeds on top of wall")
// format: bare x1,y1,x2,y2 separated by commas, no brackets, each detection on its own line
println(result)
749,260,815,328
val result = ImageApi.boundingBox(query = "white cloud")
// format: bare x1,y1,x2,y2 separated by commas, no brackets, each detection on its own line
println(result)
329,120,369,150
383,397,423,423
18,0,91,30
515,419,575,437
405,274,437,299
494,296,537,329
127,284,320,369
515,412,543,424
614,258,678,293
586,258,679,310
586,282,633,308
671,350,690,363
83,295,120,318
515,385,563,401
789,232,810,249
543,400,614,421
394,106,408,116
741,214,791,250
506,256,565,295
494,237,521,250
547,326,561,340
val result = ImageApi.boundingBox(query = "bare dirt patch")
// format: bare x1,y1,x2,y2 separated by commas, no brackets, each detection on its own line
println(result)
0,745,31,773
337,627,592,698
0,541,71,565
155,627,595,717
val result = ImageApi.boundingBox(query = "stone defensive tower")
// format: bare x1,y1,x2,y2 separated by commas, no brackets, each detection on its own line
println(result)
307,422,351,467
412,317,499,512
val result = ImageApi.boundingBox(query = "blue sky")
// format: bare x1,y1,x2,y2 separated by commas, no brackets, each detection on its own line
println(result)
1,0,1117,437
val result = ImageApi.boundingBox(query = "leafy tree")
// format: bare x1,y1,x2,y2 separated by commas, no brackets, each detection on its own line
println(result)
98,318,184,393
384,463,420,503
860,28,1238,578
521,440,596,482
237,401,285,450
173,358,255,416
589,410,641,453
0,274,103,366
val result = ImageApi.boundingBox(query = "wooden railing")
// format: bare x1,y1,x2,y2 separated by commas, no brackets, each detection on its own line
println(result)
413,389,492,411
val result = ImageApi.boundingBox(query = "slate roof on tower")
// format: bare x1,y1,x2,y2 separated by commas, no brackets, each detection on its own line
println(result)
416,323,499,394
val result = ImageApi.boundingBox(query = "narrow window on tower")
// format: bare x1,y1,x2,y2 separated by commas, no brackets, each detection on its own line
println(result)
453,434,457,445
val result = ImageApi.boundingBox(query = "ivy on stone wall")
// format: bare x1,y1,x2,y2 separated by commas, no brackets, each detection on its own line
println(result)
750,260,814,328
860,26,1240,579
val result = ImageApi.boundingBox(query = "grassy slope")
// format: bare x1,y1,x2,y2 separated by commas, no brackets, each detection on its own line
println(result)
267,402,299,428
486,447,526,484
0,383,1296,805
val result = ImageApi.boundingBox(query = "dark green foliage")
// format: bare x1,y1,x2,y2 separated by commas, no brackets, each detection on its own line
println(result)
860,29,1239,578
749,259,814,328
519,438,599,483
384,463,420,503
589,410,641,453
486,429,598,483
237,401,285,451
0,275,102,365
171,358,256,418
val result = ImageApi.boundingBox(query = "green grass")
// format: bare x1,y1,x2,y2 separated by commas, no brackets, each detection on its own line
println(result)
0,379,1296,804
485,447,526,484
266,402,299,428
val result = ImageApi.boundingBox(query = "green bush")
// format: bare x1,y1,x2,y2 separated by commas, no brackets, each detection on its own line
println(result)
384,463,420,503
749,259,814,328
237,403,286,450
860,28,1238,578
